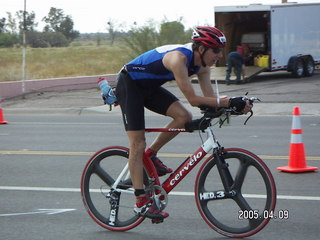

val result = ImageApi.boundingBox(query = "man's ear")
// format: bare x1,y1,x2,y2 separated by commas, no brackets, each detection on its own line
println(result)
198,45,206,54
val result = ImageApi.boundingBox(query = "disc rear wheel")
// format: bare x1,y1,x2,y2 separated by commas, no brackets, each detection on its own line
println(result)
81,147,144,231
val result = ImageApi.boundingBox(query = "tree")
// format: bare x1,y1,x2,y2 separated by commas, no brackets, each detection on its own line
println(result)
5,12,17,34
43,7,65,32
42,31,69,47
26,31,49,48
158,20,187,45
0,18,5,33
107,20,116,45
107,19,123,45
95,33,102,46
123,19,192,56
43,7,79,42
59,16,79,41
0,33,19,47
25,31,69,48
0,14,19,47
123,24,159,56
16,10,38,33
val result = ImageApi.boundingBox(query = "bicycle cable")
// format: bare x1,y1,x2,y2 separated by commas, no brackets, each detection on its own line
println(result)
197,117,207,144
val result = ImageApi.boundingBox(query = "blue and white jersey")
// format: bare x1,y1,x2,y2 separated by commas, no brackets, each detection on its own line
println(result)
125,43,200,88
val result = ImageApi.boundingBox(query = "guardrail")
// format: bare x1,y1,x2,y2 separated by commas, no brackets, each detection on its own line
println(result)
0,74,117,99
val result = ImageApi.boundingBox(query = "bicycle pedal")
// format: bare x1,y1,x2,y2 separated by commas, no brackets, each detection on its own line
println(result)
151,218,164,224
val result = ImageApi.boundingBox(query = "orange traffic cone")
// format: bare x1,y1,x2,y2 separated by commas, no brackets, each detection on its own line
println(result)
0,100,8,124
277,107,317,173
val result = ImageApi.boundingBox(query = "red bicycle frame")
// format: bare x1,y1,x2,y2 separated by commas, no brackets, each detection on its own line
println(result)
144,127,213,194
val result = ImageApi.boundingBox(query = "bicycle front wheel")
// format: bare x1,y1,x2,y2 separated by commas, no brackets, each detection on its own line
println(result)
195,148,277,238
80,146,144,231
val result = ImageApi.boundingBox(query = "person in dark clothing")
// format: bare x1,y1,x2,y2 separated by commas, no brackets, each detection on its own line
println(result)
225,51,247,85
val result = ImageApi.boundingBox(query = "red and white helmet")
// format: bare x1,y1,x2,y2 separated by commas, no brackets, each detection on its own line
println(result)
192,26,226,49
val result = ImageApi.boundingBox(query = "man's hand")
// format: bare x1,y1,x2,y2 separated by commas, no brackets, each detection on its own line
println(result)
229,97,253,114
243,100,253,114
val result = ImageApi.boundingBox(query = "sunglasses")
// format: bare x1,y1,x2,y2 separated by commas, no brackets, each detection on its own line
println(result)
212,48,223,54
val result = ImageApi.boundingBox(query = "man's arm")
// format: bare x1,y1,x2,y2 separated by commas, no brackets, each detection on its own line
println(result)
196,66,215,97
162,51,229,108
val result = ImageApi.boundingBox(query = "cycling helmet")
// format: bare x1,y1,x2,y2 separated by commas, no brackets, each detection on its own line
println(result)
192,26,226,49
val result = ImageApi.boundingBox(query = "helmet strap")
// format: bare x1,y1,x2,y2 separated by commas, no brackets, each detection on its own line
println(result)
200,47,208,67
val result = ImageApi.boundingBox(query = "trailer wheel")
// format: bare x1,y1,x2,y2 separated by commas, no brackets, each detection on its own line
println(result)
303,56,315,77
291,57,304,78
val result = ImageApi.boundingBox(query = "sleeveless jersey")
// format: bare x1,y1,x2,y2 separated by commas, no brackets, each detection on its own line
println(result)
125,43,200,88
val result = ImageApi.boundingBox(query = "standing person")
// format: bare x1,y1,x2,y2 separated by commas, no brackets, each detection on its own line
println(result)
225,50,247,85
115,26,253,221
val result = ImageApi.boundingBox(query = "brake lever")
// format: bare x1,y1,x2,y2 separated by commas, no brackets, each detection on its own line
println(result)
244,110,253,125
249,97,261,104
243,94,260,125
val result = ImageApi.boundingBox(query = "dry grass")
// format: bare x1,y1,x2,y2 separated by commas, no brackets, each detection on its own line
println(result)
0,44,132,82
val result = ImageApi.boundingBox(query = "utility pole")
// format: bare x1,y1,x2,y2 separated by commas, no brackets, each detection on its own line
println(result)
22,0,27,97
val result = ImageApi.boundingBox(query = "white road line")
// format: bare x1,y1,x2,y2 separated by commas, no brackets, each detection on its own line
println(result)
0,209,76,217
1,186,319,201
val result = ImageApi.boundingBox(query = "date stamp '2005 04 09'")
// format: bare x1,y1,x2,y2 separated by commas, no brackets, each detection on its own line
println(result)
238,210,289,220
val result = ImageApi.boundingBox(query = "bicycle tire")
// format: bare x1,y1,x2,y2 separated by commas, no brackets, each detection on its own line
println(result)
195,148,276,238
80,146,145,231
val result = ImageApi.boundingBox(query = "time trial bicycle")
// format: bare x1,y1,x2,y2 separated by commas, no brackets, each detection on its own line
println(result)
80,98,277,238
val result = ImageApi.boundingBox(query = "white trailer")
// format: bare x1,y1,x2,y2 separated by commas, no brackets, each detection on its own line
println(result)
214,3,320,79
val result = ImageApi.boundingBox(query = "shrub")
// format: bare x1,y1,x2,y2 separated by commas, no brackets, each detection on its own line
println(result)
0,33,19,48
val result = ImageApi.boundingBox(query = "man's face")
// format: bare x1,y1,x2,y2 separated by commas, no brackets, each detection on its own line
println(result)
202,47,223,66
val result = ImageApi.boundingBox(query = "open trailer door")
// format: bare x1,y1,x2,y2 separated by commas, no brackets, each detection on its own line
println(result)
214,5,271,80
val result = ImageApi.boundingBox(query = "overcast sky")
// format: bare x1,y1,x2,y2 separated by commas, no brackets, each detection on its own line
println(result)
1,0,320,33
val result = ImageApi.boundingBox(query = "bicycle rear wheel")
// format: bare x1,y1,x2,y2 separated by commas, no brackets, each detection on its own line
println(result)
80,146,144,231
195,148,276,238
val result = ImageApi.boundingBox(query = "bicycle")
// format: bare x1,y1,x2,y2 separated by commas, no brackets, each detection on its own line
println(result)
80,97,277,238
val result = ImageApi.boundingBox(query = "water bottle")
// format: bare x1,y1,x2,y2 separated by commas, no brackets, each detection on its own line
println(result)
97,77,117,105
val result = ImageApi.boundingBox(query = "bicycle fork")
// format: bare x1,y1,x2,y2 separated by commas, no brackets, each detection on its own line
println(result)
215,149,236,196
204,127,236,198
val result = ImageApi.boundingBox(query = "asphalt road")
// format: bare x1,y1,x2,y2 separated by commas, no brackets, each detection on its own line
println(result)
1,72,320,239
1,114,319,240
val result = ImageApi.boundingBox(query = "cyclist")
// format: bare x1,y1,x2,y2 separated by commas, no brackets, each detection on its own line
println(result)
115,26,253,220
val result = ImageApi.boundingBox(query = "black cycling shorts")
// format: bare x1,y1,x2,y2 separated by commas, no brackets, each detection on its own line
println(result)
115,71,178,131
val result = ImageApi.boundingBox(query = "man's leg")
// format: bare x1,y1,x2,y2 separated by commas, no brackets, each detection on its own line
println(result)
127,130,169,219
126,130,146,190
146,101,192,176
149,100,192,152
225,57,233,85
234,58,243,84
116,73,168,219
